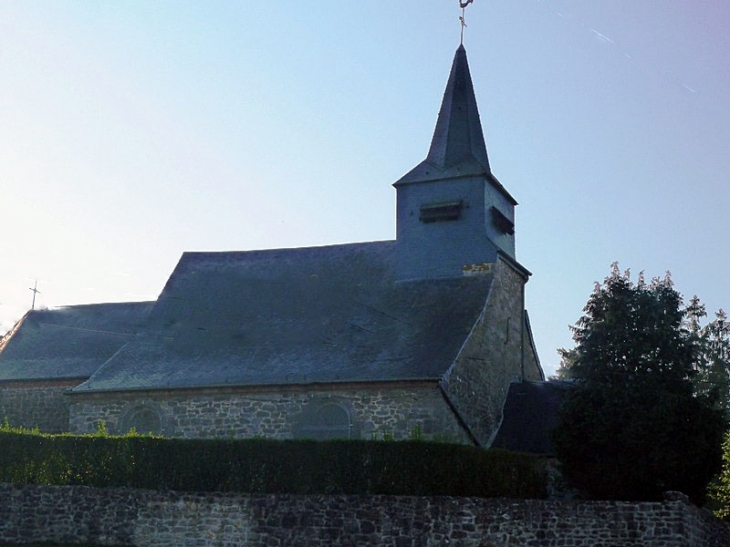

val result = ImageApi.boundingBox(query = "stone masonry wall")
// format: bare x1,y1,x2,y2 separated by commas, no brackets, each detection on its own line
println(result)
0,384,76,432
441,258,531,445
0,483,138,545
69,385,470,442
0,484,727,547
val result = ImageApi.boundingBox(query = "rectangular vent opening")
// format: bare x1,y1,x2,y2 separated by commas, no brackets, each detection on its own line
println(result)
419,200,463,223
490,206,515,235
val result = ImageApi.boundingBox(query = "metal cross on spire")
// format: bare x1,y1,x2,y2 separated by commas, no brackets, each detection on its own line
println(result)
29,280,40,311
459,0,475,45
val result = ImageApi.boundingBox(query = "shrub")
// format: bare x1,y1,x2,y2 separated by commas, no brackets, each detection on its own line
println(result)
0,430,546,499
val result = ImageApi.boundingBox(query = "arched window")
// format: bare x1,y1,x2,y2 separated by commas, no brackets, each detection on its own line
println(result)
295,401,352,440
122,404,163,435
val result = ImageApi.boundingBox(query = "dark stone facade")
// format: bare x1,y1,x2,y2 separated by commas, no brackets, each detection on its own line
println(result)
0,382,77,433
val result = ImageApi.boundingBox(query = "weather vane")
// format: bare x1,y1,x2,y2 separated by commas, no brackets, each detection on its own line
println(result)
459,0,474,45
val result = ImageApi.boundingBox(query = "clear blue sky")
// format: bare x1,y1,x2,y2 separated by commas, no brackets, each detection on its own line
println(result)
1,1,728,377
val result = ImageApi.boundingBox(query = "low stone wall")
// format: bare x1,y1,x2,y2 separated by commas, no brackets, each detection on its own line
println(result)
0,483,138,545
0,484,727,546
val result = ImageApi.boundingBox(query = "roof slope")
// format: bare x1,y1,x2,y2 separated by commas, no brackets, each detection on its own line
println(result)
74,241,494,393
0,302,154,382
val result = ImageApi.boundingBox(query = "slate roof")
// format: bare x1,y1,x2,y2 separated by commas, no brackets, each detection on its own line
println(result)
427,44,491,172
73,241,494,393
0,302,154,382
491,381,572,455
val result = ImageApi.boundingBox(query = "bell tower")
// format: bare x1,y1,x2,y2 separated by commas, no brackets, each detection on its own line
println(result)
394,45,519,281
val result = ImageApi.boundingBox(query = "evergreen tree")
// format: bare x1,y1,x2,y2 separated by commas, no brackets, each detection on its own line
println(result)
552,264,726,504
696,309,730,413
553,348,577,380
711,430,730,520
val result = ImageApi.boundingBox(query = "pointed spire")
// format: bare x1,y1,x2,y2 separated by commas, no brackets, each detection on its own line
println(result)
394,45,492,186
427,45,490,172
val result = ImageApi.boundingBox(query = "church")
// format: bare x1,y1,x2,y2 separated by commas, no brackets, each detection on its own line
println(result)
0,44,544,447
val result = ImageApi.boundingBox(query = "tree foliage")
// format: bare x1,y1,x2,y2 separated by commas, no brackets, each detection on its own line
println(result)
712,431,730,520
552,264,726,504
686,298,730,414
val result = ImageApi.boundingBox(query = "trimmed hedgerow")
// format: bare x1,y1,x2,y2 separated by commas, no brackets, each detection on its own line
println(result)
0,430,546,499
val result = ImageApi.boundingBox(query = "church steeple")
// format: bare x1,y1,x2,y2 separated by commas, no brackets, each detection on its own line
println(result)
395,45,494,185
394,44,519,281
426,44,490,173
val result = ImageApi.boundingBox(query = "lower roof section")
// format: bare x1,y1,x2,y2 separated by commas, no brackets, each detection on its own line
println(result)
0,302,154,382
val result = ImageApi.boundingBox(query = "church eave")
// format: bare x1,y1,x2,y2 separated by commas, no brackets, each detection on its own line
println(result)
487,173,518,206
393,158,489,187
68,377,442,397
392,164,517,207
496,250,531,280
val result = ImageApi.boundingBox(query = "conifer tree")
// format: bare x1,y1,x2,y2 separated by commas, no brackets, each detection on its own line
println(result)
712,431,730,520
695,308,730,413
552,264,726,504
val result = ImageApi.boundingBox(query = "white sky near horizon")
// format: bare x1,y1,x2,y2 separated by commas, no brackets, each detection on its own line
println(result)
1,1,728,377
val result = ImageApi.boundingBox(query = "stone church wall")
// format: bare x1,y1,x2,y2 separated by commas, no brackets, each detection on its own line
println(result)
68,384,470,441
0,382,77,432
441,258,536,445
0,484,727,546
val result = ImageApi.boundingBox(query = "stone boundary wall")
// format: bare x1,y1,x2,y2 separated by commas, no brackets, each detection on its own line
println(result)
0,484,727,546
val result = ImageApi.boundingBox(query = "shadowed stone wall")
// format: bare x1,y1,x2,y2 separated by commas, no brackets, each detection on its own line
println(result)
0,485,727,546
442,258,543,445
0,382,77,432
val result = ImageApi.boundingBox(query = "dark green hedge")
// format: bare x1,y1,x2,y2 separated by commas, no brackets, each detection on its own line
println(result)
0,431,546,499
